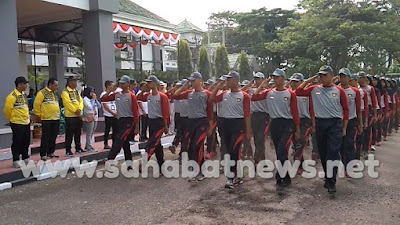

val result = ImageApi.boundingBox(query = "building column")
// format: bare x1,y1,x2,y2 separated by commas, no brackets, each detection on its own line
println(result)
19,44,28,78
48,45,66,90
0,0,20,130
82,11,116,93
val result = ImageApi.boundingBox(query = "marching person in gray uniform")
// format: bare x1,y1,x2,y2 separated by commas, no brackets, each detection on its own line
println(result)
296,66,349,197
174,72,214,182
252,69,300,195
338,68,363,177
241,72,270,164
210,71,251,189
289,73,314,175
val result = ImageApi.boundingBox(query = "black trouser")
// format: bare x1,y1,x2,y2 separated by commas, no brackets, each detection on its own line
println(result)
270,119,294,182
178,117,189,158
316,118,342,186
172,113,183,147
10,123,30,162
206,113,217,154
140,115,149,139
341,118,358,171
221,118,244,177
65,117,82,153
312,131,319,155
40,120,60,157
382,109,389,139
372,112,377,145
187,118,209,168
395,109,399,131
363,106,373,154
104,116,118,146
251,112,270,163
293,118,311,164
217,116,227,160
174,113,181,132
388,104,393,135
356,111,366,160
107,117,134,161
376,110,382,143
146,118,165,167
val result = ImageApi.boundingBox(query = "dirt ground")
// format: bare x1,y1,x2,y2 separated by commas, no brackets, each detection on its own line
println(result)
0,134,399,225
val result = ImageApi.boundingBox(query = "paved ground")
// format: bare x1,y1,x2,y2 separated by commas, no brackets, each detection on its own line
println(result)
0,133,399,225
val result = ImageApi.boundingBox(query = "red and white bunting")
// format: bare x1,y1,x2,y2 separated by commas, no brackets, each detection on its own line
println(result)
113,22,180,45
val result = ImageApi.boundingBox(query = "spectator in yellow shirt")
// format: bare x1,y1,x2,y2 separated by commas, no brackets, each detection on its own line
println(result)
61,76,85,156
34,78,60,160
3,77,30,168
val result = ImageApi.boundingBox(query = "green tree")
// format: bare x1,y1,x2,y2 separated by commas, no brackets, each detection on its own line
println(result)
265,0,400,75
177,40,193,79
214,45,230,77
206,8,296,74
238,52,251,80
197,46,210,80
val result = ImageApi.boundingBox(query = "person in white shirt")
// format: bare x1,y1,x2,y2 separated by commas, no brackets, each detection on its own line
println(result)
100,81,118,149
83,86,101,152
137,82,149,141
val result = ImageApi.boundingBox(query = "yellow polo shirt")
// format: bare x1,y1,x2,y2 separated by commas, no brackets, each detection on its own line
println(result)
3,89,30,125
34,87,60,120
61,87,83,118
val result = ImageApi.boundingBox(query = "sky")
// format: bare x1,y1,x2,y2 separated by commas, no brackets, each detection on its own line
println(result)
131,0,300,30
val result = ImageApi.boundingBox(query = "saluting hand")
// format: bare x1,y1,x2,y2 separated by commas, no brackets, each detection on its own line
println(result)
261,78,272,89
305,75,318,84
216,80,226,90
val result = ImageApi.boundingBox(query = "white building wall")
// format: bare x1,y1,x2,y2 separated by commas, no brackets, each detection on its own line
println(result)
141,44,153,71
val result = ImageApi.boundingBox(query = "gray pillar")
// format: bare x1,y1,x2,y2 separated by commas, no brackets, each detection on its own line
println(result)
48,45,66,90
82,11,116,94
19,44,28,78
0,0,20,129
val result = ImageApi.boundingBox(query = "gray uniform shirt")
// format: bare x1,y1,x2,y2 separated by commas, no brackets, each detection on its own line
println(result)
115,93,133,118
147,94,163,119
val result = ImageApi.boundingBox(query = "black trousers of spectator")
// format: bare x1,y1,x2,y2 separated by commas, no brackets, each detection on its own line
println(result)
206,113,218,154
140,115,149,140
65,117,82,153
10,123,30,162
107,117,134,161
217,116,227,160
221,118,245,177
40,120,60,157
251,112,270,163
270,119,294,182
316,118,342,186
341,118,358,171
104,116,118,146
187,118,209,168
293,118,311,164
146,118,165,167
